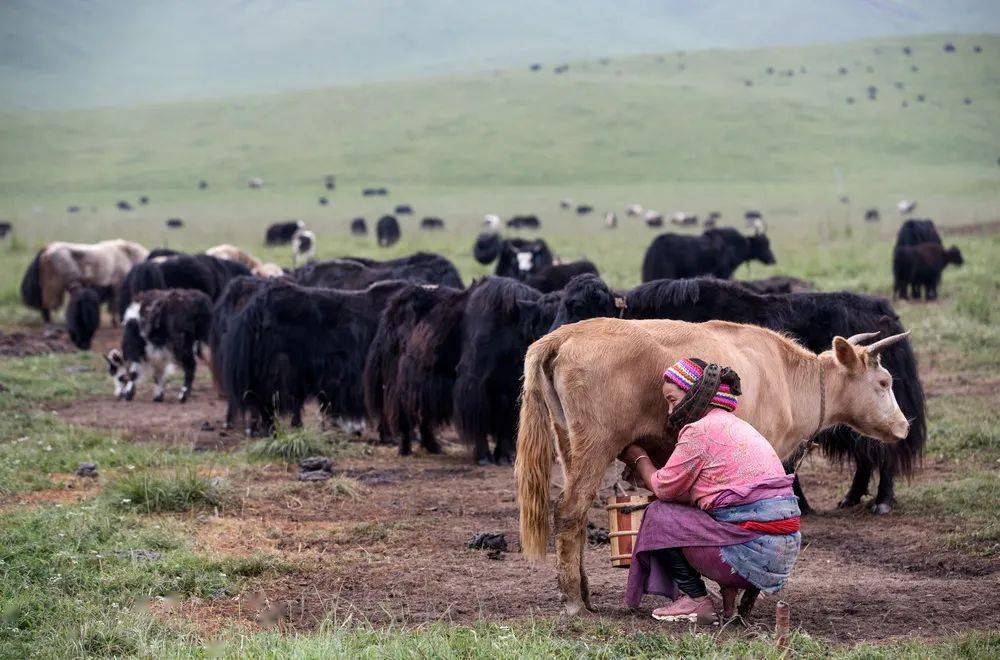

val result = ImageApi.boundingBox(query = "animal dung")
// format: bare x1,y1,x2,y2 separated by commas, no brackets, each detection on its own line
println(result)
468,532,508,553
75,462,98,478
300,456,333,473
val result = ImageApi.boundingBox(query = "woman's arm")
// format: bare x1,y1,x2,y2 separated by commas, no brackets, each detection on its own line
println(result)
619,445,659,491
620,430,705,502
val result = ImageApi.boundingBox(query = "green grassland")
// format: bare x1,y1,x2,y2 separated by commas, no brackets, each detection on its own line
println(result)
0,33,998,658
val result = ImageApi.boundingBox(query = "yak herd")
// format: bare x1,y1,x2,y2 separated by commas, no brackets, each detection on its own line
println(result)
15,210,964,518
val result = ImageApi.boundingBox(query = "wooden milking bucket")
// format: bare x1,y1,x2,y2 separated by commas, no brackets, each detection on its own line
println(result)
606,494,656,568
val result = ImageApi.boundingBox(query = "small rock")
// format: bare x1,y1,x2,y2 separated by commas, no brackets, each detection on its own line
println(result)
75,462,98,478
587,522,610,545
299,456,332,472
116,549,163,561
200,421,215,432
468,532,507,552
209,476,225,488
298,470,332,482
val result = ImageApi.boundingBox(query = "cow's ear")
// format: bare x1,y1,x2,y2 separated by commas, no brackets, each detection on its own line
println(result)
832,336,861,372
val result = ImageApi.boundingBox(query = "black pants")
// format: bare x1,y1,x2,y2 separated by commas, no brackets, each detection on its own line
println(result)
656,548,707,598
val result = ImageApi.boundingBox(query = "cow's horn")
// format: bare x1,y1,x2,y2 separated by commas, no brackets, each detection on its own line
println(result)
865,331,911,354
846,330,880,345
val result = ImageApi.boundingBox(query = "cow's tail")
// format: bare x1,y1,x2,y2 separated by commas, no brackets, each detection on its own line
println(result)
20,248,45,310
515,332,565,561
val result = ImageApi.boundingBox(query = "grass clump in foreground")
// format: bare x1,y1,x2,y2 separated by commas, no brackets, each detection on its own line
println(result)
111,469,227,514
249,424,368,464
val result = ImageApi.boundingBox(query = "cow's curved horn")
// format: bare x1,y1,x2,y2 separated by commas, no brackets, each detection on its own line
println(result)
847,330,880,345
865,331,911,354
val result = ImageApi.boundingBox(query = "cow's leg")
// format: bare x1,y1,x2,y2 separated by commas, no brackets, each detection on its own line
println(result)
911,283,921,300
473,433,492,465
554,446,608,614
418,419,442,454
870,463,896,515
493,425,515,465
838,455,873,508
41,309,51,324
398,411,414,456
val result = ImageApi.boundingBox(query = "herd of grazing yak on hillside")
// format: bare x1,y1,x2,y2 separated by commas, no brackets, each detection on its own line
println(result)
17,180,966,517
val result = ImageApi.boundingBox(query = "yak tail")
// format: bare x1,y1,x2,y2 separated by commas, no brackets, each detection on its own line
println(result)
20,248,45,310
221,294,264,418
514,333,563,561
118,261,165,317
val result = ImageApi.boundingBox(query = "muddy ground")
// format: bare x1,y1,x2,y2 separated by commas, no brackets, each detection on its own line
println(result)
11,327,1000,644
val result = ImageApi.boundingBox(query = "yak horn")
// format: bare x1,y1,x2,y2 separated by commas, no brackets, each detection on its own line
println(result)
865,331,911,354
846,330,880,345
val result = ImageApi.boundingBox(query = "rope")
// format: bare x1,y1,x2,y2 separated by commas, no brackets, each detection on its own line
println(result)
789,360,826,473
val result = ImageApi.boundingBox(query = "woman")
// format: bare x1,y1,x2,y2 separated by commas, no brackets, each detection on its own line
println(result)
619,357,801,624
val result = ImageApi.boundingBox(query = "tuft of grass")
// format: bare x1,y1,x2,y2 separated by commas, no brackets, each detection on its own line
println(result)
111,469,226,514
327,476,363,501
898,471,999,558
249,426,334,464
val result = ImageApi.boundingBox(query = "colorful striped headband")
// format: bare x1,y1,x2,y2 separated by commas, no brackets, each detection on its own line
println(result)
663,358,739,413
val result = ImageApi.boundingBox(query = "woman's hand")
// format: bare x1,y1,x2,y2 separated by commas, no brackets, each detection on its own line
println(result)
618,444,648,465
619,444,656,491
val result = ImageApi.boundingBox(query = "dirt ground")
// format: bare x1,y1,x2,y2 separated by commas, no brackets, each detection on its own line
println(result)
13,327,1000,643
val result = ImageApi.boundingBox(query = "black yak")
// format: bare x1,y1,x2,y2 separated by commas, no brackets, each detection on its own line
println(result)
66,286,106,350
350,217,368,235
222,279,409,434
472,233,554,279
454,274,617,464
166,218,184,229
293,252,462,290
524,260,600,293
622,277,925,514
641,227,775,281
896,218,941,246
394,204,413,215
420,217,445,230
507,215,541,229
363,283,462,455
376,215,401,247
118,253,250,318
865,208,880,222
893,244,964,300
105,289,212,403
265,220,305,246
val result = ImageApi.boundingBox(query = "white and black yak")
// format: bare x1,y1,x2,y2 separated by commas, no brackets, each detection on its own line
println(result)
622,277,925,515
641,227,775,281
292,229,316,266
117,253,251,318
472,232,554,280
376,215,401,247
222,279,410,434
454,274,618,464
105,289,212,403
363,283,463,455
293,252,463,290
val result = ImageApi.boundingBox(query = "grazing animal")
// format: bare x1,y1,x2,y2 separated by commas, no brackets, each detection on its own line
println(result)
865,208,880,222
896,200,917,215
105,289,212,402
472,233,554,279
139,196,149,205
575,205,593,215
943,42,955,53
559,198,573,209
116,201,132,211
205,244,283,279
294,252,462,290
671,212,698,226
376,215,401,247
223,279,410,433
744,210,763,225
198,180,208,190
483,214,501,229
515,317,911,614
621,278,925,515
642,227,775,281
319,196,329,206
604,212,617,229
507,214,541,229
67,206,81,214
362,187,389,197
324,175,335,190
265,220,305,246
0,221,12,239
896,218,941,246
893,244,963,301
455,274,617,464
248,178,264,189
524,260,600,293
166,218,184,229
420,217,445,230
530,63,542,71
118,253,250,317
20,239,148,323
363,283,462,454
66,286,105,350
292,229,316,266
626,204,643,217
209,276,273,428
644,210,664,227
394,204,413,215
350,217,368,235
704,211,721,228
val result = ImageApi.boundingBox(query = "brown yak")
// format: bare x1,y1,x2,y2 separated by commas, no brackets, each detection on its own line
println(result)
515,318,910,615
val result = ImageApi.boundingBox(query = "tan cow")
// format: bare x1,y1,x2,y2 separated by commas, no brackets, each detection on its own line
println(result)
515,318,910,615
205,244,283,278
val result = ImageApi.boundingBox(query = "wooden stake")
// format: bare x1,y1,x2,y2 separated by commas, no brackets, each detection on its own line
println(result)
775,600,790,649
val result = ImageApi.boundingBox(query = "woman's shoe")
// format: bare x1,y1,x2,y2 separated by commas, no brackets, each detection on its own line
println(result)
652,595,719,625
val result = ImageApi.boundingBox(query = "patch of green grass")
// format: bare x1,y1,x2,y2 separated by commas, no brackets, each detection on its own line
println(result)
925,395,1000,463
111,469,227,514
898,471,1000,558
249,426,334,464
0,352,106,412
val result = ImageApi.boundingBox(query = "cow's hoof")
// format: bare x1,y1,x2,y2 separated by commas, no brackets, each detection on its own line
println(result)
476,457,492,467
178,389,189,403
837,495,862,509
870,502,893,515
152,393,164,403
399,447,413,457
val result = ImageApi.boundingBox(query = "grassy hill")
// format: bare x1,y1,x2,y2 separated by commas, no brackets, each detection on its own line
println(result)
0,33,997,301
